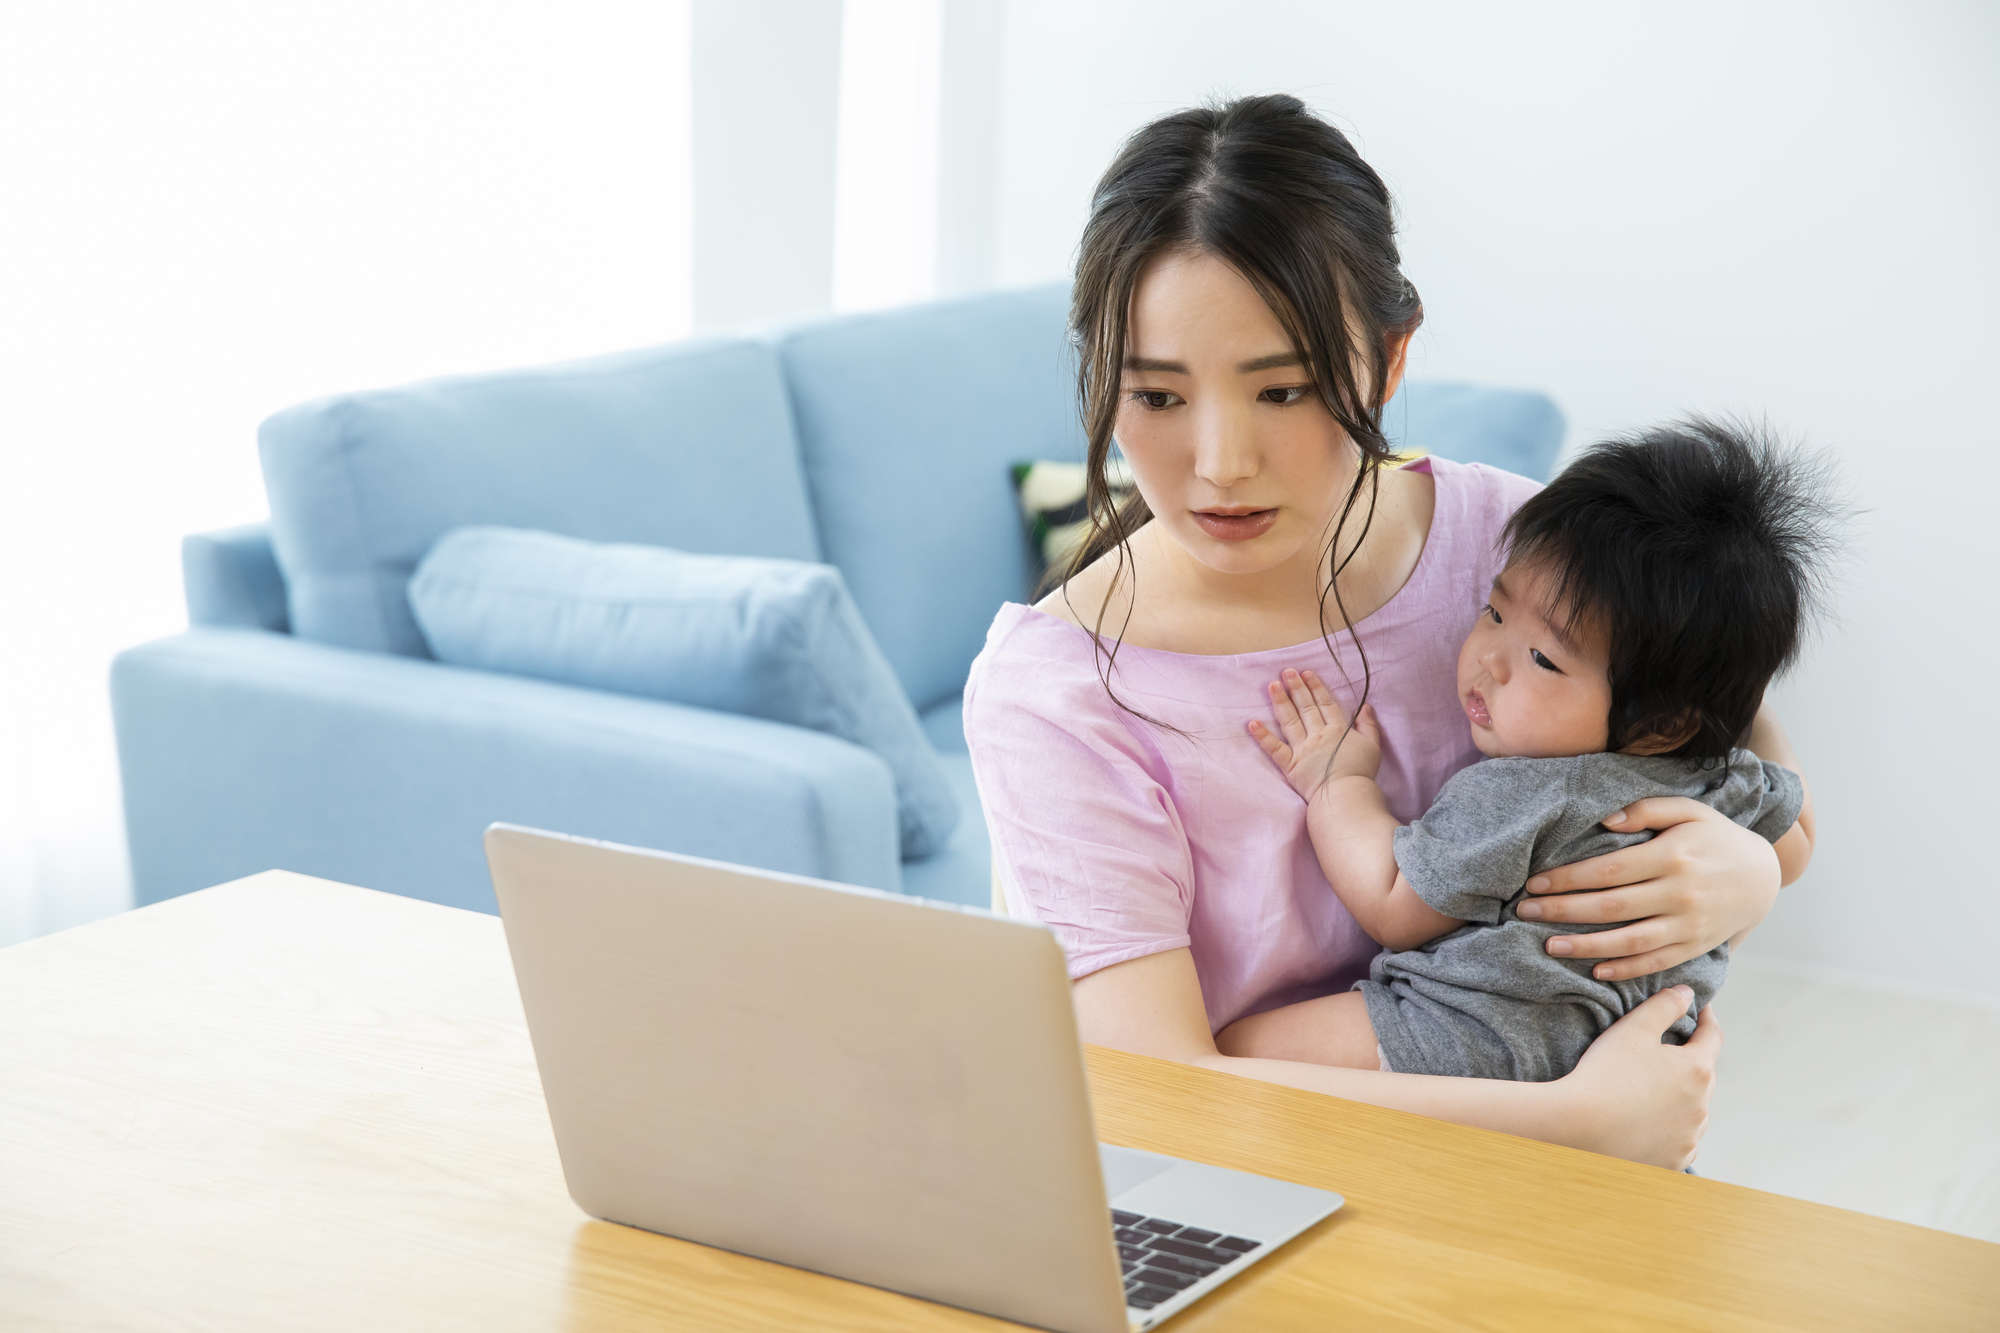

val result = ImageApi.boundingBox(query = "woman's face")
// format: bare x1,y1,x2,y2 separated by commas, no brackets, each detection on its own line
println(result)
1115,248,1402,578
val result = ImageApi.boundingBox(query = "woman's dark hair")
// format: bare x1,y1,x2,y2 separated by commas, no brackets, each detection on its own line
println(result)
1059,94,1424,714
1503,417,1843,761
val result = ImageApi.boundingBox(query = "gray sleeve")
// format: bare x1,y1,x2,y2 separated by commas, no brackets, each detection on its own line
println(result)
1391,760,1571,925
1749,761,1806,843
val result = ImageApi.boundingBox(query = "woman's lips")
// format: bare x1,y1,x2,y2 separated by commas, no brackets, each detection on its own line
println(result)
1465,689,1492,728
1192,508,1278,542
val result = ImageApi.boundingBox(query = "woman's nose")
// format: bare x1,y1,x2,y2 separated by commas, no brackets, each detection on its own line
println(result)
1192,401,1258,489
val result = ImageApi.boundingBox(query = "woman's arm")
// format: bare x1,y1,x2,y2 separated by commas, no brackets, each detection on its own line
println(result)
1514,701,1811,982
1746,706,1815,886
1075,947,1718,1170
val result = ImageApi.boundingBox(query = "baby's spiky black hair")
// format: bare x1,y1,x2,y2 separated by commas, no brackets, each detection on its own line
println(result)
1503,417,1844,761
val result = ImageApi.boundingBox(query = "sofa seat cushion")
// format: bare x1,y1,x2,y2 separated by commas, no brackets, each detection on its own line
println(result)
408,526,958,860
261,337,820,659
919,693,966,755
898,745,991,909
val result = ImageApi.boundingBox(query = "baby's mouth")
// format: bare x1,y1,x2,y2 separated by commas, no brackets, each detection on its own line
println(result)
1464,689,1492,728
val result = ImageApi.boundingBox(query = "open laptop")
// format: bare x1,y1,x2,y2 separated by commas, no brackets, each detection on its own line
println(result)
485,823,1342,1332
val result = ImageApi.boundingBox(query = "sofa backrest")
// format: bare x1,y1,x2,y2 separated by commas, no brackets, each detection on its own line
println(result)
252,282,1567,696
767,284,1570,712
260,338,820,658
1386,381,1566,481
771,285,1084,713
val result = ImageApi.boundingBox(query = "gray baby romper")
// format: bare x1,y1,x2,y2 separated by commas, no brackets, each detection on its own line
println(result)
1361,749,1804,1081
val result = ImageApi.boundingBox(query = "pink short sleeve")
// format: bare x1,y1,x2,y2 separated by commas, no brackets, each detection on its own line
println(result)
963,621,1195,979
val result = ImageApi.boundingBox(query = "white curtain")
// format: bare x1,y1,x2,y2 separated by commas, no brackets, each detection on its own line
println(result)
0,1,695,942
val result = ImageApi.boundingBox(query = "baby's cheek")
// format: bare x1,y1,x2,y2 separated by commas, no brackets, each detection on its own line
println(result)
1543,699,1613,756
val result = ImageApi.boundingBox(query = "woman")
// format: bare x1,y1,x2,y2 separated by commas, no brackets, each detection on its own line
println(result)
963,95,1808,1170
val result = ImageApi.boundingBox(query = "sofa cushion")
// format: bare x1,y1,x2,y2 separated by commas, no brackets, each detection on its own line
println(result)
898,744,991,908
918,693,967,755
1388,381,1566,481
407,526,958,861
261,338,821,658
772,284,1085,713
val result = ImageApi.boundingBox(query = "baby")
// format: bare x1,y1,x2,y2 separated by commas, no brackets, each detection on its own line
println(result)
1219,419,1831,1081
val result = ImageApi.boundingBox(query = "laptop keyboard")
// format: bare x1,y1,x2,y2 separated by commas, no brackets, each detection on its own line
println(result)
1110,1209,1262,1311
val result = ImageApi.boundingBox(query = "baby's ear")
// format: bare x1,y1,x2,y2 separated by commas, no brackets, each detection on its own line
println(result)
1619,708,1701,757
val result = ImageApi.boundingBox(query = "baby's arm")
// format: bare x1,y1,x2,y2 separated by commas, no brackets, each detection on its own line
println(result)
1249,670,1461,951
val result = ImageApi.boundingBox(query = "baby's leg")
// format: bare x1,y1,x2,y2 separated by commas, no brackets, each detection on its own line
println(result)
1215,992,1381,1070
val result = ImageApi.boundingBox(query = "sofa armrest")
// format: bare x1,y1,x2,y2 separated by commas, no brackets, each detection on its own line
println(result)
184,524,290,632
111,630,902,912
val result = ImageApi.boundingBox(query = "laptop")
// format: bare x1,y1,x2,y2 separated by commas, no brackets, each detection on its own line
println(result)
485,823,1343,1332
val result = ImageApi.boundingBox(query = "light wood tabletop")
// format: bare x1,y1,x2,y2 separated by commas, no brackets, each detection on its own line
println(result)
2,872,1994,1331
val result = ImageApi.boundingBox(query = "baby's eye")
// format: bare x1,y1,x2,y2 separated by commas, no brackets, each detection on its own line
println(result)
1482,603,1501,624
1259,385,1311,405
1531,649,1563,674
1130,389,1180,411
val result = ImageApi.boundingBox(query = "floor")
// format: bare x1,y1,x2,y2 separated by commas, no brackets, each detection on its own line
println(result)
1696,952,2000,1244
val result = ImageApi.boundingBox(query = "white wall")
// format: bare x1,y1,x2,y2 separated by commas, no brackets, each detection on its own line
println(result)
0,0,694,943
833,0,945,311
988,0,2000,1000
6,1,1995,1002
692,0,843,329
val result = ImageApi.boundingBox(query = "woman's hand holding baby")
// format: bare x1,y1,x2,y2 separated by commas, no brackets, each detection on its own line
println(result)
1517,799,1783,982
1560,985,1721,1171
1248,668,1381,799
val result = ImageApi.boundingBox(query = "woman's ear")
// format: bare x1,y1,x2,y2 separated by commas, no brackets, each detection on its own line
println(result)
1620,710,1702,756
1380,330,1414,407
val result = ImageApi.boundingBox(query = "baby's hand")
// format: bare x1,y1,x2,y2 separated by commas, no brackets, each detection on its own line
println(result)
1247,668,1383,799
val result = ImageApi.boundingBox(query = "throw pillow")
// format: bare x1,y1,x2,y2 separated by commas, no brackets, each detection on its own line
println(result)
407,526,959,861
1010,457,1135,582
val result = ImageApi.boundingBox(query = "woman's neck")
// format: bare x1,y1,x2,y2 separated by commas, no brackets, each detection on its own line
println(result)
1042,463,1436,656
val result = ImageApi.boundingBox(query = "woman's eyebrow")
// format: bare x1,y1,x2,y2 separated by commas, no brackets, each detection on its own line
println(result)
1121,352,1302,373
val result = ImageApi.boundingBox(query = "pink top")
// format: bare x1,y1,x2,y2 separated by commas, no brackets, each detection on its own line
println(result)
963,458,1543,1032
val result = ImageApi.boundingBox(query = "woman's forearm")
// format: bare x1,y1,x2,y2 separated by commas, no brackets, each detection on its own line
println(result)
1093,951,1590,1148
1076,948,1709,1169
1188,1051,1589,1147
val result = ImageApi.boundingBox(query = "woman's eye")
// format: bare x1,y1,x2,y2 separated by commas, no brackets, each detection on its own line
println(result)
1531,649,1562,674
1131,389,1179,411
1260,385,1310,405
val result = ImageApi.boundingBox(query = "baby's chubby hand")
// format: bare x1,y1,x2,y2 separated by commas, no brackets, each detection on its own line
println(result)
1247,668,1383,800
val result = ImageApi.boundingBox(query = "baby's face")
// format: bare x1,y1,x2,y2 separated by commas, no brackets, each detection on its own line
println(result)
1456,559,1614,759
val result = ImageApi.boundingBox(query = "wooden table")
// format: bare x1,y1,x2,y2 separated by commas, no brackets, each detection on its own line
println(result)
2,873,1994,1331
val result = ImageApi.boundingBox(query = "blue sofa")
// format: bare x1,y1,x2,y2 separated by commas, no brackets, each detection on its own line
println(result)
111,284,1564,915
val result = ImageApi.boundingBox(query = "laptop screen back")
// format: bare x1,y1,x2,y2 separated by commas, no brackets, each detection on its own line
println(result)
486,824,1130,1333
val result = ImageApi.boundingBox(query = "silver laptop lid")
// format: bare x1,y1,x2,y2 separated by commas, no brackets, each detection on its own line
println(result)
485,823,1130,1333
